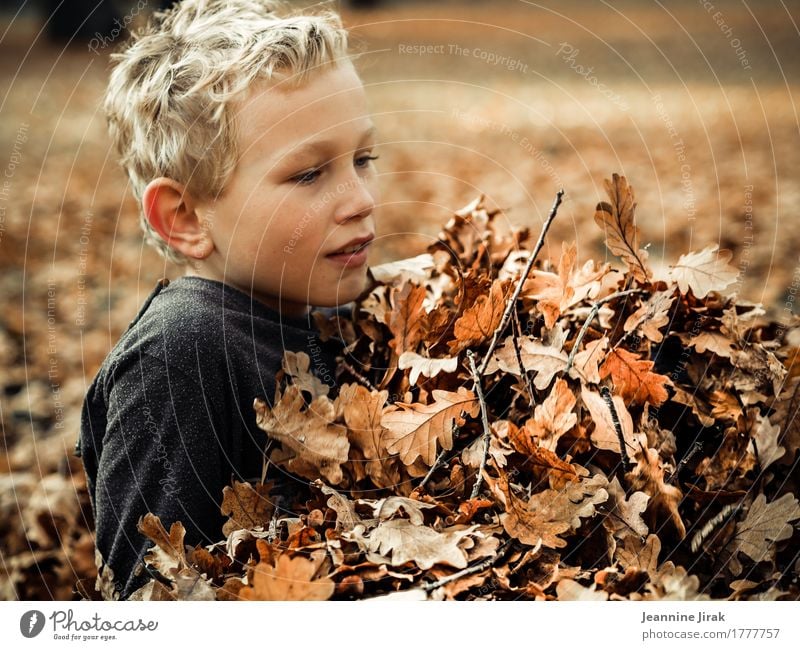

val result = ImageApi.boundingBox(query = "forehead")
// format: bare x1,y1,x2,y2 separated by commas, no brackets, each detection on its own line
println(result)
234,63,372,164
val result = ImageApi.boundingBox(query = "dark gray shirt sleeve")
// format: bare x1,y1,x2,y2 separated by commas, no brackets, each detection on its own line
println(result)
94,351,228,599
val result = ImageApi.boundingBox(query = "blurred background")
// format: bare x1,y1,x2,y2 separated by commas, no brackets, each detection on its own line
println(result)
0,0,798,598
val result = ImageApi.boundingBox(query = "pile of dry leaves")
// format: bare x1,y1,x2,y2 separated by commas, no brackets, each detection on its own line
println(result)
111,175,800,601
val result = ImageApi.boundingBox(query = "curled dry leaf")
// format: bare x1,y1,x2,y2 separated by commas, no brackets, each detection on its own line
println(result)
593,173,651,284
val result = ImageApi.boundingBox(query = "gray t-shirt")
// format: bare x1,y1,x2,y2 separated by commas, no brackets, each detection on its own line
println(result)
76,276,344,599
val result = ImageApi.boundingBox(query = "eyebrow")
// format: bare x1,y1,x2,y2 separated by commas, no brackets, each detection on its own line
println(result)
278,124,377,165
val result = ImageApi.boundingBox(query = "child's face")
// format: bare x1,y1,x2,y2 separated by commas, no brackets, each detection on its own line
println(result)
195,62,380,316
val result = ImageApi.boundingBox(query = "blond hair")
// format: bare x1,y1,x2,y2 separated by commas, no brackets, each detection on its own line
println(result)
103,0,351,264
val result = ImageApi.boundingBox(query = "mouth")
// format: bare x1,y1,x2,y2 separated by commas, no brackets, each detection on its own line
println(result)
326,235,374,268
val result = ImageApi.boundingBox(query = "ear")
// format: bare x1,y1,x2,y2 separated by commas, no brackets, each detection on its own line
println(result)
142,178,213,259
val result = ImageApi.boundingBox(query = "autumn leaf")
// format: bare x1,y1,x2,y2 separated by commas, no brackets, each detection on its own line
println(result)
669,244,738,298
254,385,350,485
381,387,479,465
138,513,188,577
603,476,650,541
516,378,577,452
490,472,608,549
485,335,568,390
522,241,577,328
729,493,800,572
623,290,675,343
625,446,686,538
239,551,335,601
449,278,509,354
600,348,670,406
336,383,400,489
220,480,275,537
346,519,478,570
616,534,661,575
568,336,608,385
398,351,459,386
748,411,785,470
369,253,436,285
281,351,329,398
581,386,641,455
387,281,427,356
593,173,651,283
688,331,735,358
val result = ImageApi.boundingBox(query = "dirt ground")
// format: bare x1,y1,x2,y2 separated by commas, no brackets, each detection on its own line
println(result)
0,0,798,598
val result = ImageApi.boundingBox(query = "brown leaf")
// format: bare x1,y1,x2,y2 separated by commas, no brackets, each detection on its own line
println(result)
346,519,478,570
490,472,608,549
254,385,350,485
625,446,686,538
623,290,675,343
486,335,568,390
449,278,509,354
600,348,669,406
138,513,188,577
729,493,800,574
336,383,400,488
281,351,330,398
581,386,641,455
381,387,479,465
593,174,651,283
387,281,427,356
669,245,738,298
220,480,275,537
239,551,335,601
516,378,577,452
522,242,577,329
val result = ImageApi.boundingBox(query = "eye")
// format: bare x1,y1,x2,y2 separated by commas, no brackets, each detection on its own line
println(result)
355,154,379,168
292,168,321,185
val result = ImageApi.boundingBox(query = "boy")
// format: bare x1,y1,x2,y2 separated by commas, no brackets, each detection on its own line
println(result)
76,0,381,600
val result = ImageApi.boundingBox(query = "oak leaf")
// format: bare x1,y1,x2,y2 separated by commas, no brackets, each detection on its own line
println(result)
239,551,334,601
381,387,479,465
254,385,350,485
517,378,577,452
600,348,669,406
581,386,641,455
449,278,509,353
398,351,459,386
593,174,651,283
623,290,675,343
625,445,686,538
220,480,275,537
522,242,577,328
347,519,478,570
730,493,800,571
669,244,737,298
138,513,188,577
486,336,568,390
387,281,426,355
281,351,329,398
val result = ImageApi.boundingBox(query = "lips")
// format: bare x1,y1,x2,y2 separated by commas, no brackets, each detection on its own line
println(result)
325,235,374,269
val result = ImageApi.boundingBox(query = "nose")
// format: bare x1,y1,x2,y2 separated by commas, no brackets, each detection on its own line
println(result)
333,172,378,225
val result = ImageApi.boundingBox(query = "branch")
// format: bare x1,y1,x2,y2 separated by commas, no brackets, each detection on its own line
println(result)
477,189,564,377
564,289,642,375
600,386,632,471
422,537,515,593
467,350,493,499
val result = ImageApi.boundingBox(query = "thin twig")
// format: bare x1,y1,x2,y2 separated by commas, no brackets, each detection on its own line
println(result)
341,359,378,392
467,350,493,499
477,189,564,377
564,289,642,375
512,310,536,408
422,537,515,593
419,447,449,490
600,386,631,471
667,440,702,485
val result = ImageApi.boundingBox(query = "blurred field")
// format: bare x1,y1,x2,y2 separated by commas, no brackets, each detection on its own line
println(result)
0,0,798,597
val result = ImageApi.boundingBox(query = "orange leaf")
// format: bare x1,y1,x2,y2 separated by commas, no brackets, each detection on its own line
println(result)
387,281,426,356
449,278,509,353
600,348,669,406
